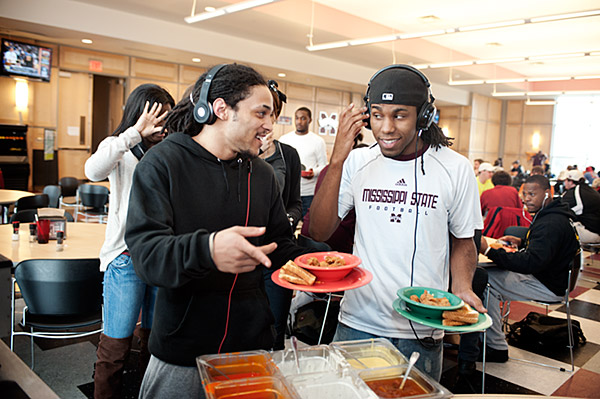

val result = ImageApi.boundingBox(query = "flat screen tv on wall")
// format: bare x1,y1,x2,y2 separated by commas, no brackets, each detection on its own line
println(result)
1,39,52,82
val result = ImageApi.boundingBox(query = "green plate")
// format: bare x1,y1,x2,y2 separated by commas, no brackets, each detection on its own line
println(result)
393,298,493,332
397,286,464,319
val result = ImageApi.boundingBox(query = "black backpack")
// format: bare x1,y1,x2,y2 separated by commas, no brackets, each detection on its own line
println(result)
291,299,340,345
507,312,586,352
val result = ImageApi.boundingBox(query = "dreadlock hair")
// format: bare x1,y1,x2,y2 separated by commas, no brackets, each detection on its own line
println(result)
420,121,453,149
112,84,174,136
162,64,267,136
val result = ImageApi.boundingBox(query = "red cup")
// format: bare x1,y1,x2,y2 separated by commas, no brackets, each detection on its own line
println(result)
37,219,50,244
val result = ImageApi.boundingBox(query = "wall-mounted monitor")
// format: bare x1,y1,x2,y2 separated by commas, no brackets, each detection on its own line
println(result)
1,39,52,82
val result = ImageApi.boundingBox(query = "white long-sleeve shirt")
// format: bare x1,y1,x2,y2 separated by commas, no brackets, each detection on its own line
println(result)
278,131,327,196
84,127,142,271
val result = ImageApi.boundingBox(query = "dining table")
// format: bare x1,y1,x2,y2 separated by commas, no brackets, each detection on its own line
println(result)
0,189,35,224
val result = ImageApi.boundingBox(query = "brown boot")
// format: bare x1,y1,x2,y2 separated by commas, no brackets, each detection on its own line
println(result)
94,333,132,399
135,327,152,380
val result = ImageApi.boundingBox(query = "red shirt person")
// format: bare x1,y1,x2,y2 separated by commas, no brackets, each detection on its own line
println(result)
481,170,522,216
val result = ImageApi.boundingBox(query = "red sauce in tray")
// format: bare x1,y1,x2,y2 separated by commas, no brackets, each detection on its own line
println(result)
365,377,427,398
214,372,263,381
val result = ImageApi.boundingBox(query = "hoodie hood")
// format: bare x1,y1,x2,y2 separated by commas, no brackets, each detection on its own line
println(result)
535,198,576,220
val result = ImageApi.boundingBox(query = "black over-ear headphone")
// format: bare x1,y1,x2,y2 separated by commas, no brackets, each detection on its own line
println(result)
363,64,436,131
193,64,226,125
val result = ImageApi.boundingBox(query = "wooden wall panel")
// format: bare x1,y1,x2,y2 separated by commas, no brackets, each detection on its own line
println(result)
504,124,523,155
60,46,129,76
286,83,314,102
506,101,524,124
57,71,92,149
179,65,205,85
131,58,178,82
487,98,502,123
32,68,59,128
315,87,343,105
524,104,554,124
128,78,178,101
58,149,89,179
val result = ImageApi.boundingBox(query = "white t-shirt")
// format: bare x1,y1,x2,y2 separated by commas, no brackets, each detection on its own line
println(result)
279,131,327,196
338,145,483,339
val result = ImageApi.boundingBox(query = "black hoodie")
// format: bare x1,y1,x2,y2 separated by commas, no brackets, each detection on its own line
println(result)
125,133,307,366
487,199,580,296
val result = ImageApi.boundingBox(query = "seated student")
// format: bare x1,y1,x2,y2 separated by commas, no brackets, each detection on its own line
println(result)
562,169,600,243
476,175,580,363
480,170,522,216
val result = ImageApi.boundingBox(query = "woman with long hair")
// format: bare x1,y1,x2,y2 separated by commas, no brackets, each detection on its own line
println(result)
85,83,174,398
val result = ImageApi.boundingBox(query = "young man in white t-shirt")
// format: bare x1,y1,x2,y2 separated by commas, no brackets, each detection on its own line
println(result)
279,107,327,217
309,65,485,380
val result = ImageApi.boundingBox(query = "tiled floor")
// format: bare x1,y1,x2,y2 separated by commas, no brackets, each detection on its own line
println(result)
5,253,600,398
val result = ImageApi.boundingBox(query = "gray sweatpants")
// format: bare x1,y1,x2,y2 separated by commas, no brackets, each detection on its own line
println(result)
139,355,205,399
486,267,563,350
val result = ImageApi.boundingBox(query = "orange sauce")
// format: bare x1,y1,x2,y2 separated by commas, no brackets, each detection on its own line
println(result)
365,377,427,398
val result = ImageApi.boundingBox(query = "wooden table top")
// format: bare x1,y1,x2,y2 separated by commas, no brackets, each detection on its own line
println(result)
0,189,35,206
0,222,106,264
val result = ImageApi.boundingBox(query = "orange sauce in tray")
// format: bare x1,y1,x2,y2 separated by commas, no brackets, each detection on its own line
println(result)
365,377,427,398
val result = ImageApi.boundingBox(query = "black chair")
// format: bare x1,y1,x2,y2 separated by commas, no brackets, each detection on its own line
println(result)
9,209,37,223
14,194,49,212
75,184,109,223
42,185,61,208
58,177,80,209
503,226,529,241
500,251,582,372
10,258,104,369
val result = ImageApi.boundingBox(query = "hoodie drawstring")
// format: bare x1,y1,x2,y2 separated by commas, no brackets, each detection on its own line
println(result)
217,158,229,196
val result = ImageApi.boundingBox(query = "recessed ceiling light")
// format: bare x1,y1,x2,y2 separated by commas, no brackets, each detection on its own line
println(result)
204,6,216,12
486,42,502,47
277,73,286,77
192,58,201,63
81,39,93,44
419,15,440,22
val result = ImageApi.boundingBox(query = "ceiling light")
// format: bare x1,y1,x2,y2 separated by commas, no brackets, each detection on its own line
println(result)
492,92,526,97
428,60,474,68
574,75,600,80
458,19,526,32
277,73,286,77
185,0,281,23
204,6,216,12
526,100,557,105
486,42,502,47
528,52,585,61
527,91,563,96
306,9,600,51
81,39,93,44
486,78,526,84
192,58,201,63
348,35,397,46
475,57,525,65
419,15,440,22
530,10,600,23
447,80,485,85
527,76,570,82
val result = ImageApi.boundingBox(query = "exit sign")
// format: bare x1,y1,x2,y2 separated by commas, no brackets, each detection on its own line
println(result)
89,60,103,72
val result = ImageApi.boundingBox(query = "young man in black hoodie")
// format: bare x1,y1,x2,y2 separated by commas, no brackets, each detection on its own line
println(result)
477,175,580,363
125,64,307,398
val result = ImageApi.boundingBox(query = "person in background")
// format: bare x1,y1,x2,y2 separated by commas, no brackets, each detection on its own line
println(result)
85,84,174,398
519,165,554,199
473,158,484,175
308,64,485,380
562,169,600,243
510,160,524,178
279,107,327,217
477,162,495,196
493,157,503,168
478,175,579,363
584,166,598,185
124,64,307,398
260,80,303,350
531,150,547,167
592,178,600,193
480,170,522,216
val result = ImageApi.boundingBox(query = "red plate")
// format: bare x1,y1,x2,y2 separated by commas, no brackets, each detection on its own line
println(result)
271,267,372,293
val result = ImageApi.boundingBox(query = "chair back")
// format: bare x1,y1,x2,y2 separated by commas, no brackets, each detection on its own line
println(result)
483,206,531,238
504,226,529,241
42,185,61,208
78,184,109,211
58,177,80,197
15,194,49,212
10,209,37,223
14,258,103,316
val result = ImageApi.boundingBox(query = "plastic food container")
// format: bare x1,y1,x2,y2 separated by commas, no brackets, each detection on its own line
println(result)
331,338,408,370
288,370,378,399
271,345,343,377
197,350,282,386
359,364,451,398
203,376,300,399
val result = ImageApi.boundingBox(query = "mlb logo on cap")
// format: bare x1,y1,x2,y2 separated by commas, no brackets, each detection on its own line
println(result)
382,93,394,101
